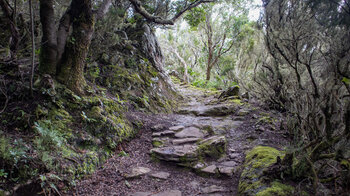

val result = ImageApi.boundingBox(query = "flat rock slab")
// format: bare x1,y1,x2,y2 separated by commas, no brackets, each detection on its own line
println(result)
128,192,152,196
201,165,217,174
199,136,226,147
172,138,200,145
168,125,185,132
175,127,205,138
150,145,198,162
150,172,170,180
202,185,227,194
128,190,182,196
125,167,151,179
152,130,175,137
152,190,182,196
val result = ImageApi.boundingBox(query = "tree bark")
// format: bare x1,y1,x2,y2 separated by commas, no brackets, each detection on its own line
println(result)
206,64,213,81
0,0,20,59
39,0,57,75
56,11,71,67
56,0,94,95
29,0,35,97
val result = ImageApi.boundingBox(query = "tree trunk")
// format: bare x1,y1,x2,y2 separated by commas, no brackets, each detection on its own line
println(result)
29,0,35,97
206,65,212,81
0,0,20,59
39,0,57,75
56,0,94,95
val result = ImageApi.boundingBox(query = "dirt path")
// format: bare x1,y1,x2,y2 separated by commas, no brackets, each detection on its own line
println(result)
69,83,289,196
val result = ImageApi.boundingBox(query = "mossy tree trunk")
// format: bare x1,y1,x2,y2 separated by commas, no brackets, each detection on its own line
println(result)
56,0,94,95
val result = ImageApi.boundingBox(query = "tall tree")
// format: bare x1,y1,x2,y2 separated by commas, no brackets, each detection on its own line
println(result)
38,0,214,94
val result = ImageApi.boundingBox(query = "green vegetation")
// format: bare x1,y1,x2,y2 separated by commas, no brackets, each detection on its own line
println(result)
256,181,295,196
239,146,291,196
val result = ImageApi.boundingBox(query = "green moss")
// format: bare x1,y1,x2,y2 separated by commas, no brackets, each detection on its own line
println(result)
238,180,265,195
170,76,182,84
229,99,244,105
152,140,163,147
256,181,294,196
197,138,226,160
341,159,350,169
245,146,285,169
239,146,286,195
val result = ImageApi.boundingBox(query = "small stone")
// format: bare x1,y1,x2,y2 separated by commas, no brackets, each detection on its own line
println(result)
151,124,167,132
125,180,131,188
125,167,151,179
218,166,234,176
202,185,227,194
153,190,182,196
128,192,152,196
152,130,175,137
228,148,236,153
201,165,217,174
229,153,240,159
193,162,205,169
175,127,205,138
172,138,200,145
168,125,185,132
150,172,170,180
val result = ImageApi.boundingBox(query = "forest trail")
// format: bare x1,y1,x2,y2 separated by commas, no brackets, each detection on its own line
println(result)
70,80,289,196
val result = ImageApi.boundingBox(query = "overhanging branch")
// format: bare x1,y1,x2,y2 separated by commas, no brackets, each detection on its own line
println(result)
129,0,216,25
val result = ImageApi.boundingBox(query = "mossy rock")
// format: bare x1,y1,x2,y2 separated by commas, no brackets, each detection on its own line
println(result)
256,181,294,196
239,146,294,196
197,136,226,160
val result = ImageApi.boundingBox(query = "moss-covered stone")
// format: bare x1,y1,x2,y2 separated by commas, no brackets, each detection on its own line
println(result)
197,136,226,160
152,140,164,148
256,181,294,196
239,146,288,196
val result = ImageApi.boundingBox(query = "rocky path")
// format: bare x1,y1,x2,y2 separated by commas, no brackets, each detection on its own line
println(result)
70,82,289,196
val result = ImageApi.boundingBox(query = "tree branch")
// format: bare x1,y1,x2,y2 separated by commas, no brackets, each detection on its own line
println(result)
129,0,216,25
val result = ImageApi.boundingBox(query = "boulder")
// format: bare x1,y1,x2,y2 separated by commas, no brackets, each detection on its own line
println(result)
218,86,240,99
